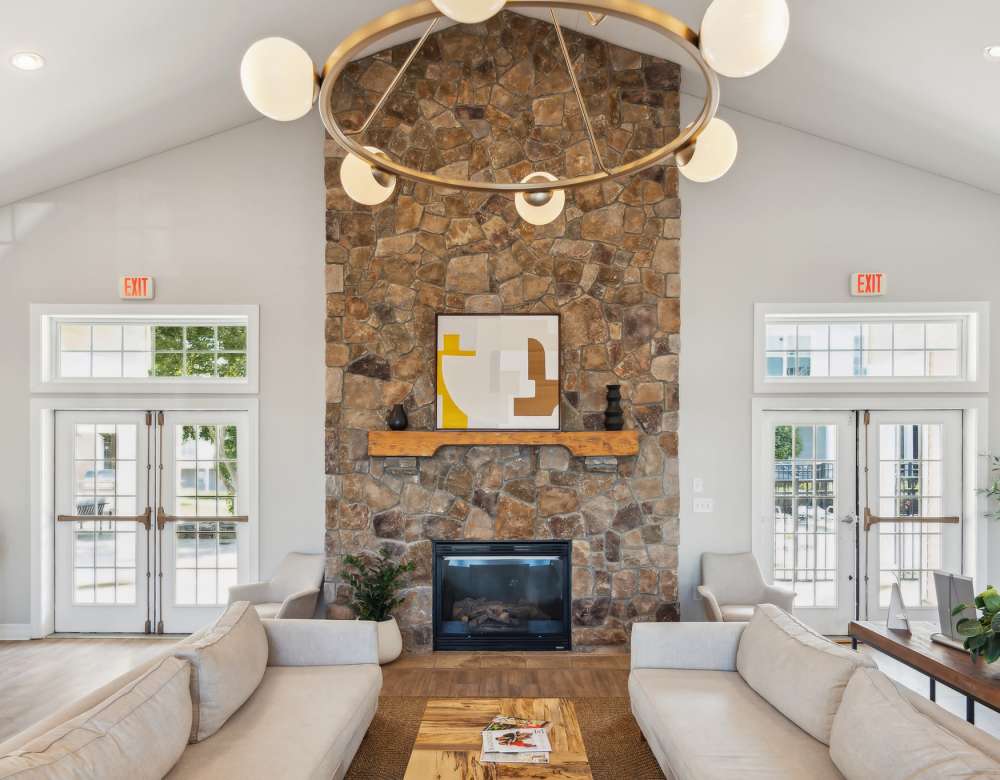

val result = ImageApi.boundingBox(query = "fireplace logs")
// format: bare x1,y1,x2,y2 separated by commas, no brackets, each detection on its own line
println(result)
452,597,547,629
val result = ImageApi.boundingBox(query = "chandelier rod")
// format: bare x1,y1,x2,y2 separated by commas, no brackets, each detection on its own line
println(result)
346,17,441,138
550,9,611,175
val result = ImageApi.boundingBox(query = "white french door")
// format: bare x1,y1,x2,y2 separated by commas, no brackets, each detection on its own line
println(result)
760,411,857,635
862,410,963,622
157,411,251,633
54,408,253,634
757,407,968,636
55,412,152,633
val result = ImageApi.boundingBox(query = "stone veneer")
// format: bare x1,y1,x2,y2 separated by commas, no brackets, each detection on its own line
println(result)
323,11,681,651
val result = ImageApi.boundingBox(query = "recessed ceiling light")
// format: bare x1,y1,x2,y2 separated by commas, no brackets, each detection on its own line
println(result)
10,51,45,71
985,45,1000,61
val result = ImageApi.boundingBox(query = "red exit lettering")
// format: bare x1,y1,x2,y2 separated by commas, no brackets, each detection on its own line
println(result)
851,272,885,296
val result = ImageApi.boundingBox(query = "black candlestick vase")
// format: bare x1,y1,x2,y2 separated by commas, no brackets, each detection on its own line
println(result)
388,404,408,431
604,385,624,431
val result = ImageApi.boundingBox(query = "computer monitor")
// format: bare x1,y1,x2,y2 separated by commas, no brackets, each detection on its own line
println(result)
933,571,976,641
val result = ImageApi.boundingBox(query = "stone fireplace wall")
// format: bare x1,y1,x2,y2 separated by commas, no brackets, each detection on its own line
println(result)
323,12,681,651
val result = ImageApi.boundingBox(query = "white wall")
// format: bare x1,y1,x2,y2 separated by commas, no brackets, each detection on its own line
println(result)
678,94,1000,620
0,117,325,626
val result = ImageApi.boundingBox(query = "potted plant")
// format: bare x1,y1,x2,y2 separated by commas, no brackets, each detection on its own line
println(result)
342,549,415,664
954,585,1000,663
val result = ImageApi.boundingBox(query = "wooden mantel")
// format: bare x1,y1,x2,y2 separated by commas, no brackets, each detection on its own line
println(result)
368,430,639,458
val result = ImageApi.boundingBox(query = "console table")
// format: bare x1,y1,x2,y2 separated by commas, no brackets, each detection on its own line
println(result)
849,620,1000,724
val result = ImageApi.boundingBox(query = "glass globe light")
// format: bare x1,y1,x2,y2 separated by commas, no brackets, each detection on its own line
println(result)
240,37,316,121
700,0,789,78
677,118,737,183
515,172,565,225
431,0,506,24
340,146,397,206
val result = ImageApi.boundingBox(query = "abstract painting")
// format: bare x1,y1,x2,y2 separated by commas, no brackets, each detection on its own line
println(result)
436,314,560,430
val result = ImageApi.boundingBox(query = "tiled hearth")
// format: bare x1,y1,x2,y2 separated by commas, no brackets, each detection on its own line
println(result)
323,11,681,652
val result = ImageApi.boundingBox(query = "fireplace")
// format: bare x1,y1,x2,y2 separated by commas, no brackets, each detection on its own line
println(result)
432,541,572,651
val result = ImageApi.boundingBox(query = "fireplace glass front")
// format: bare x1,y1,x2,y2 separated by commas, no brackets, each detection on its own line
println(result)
432,541,571,651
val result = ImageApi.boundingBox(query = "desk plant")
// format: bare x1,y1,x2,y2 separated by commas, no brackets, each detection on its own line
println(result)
342,549,415,664
954,585,1000,663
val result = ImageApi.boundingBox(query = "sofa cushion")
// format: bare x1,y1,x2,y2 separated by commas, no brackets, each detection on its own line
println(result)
720,605,755,622
174,600,268,743
253,602,282,620
0,656,192,780
736,604,874,745
166,664,381,780
629,668,842,780
830,667,1000,779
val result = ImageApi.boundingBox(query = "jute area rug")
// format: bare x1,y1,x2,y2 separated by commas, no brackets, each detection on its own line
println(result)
344,696,665,779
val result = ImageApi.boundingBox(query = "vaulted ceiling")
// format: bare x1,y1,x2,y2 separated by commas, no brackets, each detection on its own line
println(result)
3,1,998,205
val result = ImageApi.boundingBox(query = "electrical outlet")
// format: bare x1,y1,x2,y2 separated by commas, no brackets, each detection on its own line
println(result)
692,477,704,493
693,497,714,513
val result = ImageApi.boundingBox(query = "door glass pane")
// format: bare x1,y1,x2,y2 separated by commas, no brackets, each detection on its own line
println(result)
71,423,139,605
877,423,944,607
173,424,238,606
772,424,838,607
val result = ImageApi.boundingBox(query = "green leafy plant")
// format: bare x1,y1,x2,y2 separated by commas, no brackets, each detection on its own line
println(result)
342,549,415,622
980,456,1000,521
953,585,1000,662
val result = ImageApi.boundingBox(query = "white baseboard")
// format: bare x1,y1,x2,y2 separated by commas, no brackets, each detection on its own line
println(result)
0,623,33,640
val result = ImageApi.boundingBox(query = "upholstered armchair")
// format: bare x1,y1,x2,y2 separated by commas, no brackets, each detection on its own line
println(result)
697,552,795,622
227,552,325,619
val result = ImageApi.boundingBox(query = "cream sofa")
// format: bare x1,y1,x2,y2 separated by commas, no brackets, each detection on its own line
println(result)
630,605,1000,780
0,613,381,780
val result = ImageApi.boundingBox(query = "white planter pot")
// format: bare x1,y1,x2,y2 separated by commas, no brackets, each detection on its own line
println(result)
365,617,402,664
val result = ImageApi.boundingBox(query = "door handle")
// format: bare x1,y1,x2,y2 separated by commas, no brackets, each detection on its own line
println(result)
156,508,249,530
841,513,858,525
58,507,152,530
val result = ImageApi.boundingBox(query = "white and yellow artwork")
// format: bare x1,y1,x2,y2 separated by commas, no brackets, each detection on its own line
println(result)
436,314,560,430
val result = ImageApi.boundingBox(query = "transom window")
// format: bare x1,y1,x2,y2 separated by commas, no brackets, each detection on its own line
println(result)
754,303,986,393
57,322,247,379
32,305,258,393
765,319,961,379
772,424,838,607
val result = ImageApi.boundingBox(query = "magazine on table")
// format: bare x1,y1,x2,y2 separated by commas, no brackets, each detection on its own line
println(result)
482,727,552,754
481,715,550,733
480,750,550,765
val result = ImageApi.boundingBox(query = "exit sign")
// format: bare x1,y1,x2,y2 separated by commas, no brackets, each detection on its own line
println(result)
119,276,154,300
851,272,885,296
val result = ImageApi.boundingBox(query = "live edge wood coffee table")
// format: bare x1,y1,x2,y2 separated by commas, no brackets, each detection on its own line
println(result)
403,698,592,779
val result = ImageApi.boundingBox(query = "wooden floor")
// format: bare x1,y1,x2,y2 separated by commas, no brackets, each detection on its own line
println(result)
381,651,630,698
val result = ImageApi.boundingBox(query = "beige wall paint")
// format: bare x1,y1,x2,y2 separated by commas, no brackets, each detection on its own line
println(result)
0,117,326,625
678,94,1000,620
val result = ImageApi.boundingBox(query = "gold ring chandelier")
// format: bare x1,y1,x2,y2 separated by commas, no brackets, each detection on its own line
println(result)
241,0,789,224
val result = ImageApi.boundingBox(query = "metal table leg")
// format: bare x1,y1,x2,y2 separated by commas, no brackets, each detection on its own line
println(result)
967,697,975,724
929,678,936,702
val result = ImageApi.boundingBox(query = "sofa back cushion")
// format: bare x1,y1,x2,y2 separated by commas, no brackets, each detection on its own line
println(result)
174,600,269,743
736,604,874,744
0,656,191,779
831,667,1000,779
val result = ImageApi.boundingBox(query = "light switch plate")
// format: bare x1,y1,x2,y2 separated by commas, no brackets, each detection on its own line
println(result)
693,497,714,513
692,477,704,493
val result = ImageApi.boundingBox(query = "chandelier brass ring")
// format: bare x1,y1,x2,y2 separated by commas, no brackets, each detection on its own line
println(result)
317,0,720,195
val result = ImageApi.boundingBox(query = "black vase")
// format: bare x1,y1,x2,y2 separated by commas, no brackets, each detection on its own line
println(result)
387,404,408,431
604,385,624,431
